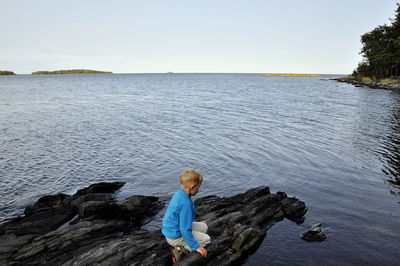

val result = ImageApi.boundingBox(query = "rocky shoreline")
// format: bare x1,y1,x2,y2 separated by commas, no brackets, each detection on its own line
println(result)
335,77,400,90
0,182,310,265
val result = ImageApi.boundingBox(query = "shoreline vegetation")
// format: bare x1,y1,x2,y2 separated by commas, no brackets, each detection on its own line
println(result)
336,76,400,90
338,4,400,90
0,70,16,76
263,73,323,77
31,69,112,75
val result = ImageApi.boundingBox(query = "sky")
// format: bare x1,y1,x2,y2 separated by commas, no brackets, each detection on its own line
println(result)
0,0,398,74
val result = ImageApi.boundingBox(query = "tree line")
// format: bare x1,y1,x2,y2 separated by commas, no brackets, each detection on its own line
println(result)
0,71,16,75
353,3,400,79
32,69,112,75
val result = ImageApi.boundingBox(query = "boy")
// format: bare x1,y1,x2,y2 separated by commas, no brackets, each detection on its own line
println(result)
162,169,210,261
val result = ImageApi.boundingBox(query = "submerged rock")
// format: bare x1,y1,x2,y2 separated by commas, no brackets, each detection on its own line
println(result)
0,183,307,266
301,223,327,242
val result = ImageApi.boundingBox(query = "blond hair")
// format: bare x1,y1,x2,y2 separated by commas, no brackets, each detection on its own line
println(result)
179,169,203,187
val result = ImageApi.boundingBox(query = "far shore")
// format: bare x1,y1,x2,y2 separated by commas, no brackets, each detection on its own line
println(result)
335,76,400,90
0,71,16,76
31,69,112,75
263,73,323,77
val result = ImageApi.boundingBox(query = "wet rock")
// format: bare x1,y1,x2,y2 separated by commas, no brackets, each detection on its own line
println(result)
174,186,307,265
279,193,308,224
61,230,170,266
75,182,125,195
65,193,114,209
0,184,307,266
301,223,327,242
35,193,70,206
0,182,129,265
3,206,76,236
115,195,159,222
78,200,116,218
78,195,160,224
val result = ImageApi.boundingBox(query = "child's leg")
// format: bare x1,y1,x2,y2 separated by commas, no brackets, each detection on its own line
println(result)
192,231,211,247
166,222,210,251
166,233,210,250
166,236,187,248
192,222,210,247
192,221,208,234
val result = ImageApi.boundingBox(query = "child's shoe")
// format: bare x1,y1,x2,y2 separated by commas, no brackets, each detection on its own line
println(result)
171,246,189,263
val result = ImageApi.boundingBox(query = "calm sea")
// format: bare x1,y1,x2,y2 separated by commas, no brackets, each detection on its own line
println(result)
1,74,399,264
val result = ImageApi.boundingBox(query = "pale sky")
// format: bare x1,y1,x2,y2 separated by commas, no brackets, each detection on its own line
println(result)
1,0,398,74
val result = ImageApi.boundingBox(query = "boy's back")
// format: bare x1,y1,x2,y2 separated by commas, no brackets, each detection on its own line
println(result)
162,187,196,245
161,169,210,260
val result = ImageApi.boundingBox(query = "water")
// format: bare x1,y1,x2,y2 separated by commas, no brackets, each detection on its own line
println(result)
1,74,399,264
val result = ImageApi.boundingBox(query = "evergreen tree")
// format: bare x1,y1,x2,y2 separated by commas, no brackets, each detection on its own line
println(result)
354,3,400,78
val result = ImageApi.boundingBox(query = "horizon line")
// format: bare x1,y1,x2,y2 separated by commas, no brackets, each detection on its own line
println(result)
8,71,350,75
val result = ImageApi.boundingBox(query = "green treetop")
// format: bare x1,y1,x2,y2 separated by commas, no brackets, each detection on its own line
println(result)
353,3,400,79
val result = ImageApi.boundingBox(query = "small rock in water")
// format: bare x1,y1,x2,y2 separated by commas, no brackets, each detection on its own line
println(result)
301,223,327,242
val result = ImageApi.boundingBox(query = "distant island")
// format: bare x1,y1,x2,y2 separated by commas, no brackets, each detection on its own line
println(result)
31,69,112,75
0,71,16,76
263,74,323,77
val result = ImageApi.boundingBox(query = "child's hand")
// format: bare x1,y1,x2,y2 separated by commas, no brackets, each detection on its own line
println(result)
201,220,208,225
196,246,207,257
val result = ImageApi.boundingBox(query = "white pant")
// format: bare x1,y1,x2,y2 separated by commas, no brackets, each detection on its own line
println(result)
165,222,211,251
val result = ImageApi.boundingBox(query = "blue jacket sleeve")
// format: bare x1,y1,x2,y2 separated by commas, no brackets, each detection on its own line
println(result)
180,203,199,251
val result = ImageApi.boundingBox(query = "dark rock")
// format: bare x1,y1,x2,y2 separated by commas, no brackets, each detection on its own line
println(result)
0,182,130,265
173,186,307,265
61,230,170,266
280,195,308,224
77,196,161,225
12,219,128,265
78,200,117,218
301,223,327,242
24,193,69,216
0,184,307,266
75,182,125,195
35,193,69,206
0,205,76,264
65,193,114,209
115,195,159,222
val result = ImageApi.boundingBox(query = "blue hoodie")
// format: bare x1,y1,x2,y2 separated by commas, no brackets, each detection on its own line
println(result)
162,188,199,251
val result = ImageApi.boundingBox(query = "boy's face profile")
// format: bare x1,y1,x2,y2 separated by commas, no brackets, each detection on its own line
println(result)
190,183,200,196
